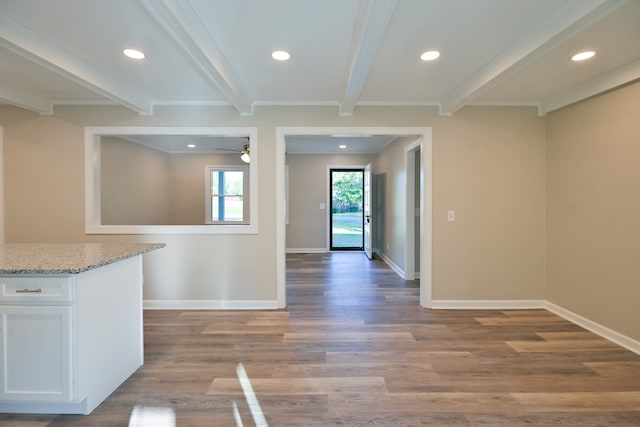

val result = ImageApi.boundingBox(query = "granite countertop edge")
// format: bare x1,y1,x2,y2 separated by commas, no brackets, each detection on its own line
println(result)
0,243,166,275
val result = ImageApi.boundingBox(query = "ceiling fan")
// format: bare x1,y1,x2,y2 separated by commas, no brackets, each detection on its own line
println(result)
211,138,250,163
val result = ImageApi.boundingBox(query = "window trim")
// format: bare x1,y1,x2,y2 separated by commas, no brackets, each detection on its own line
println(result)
84,126,258,235
205,165,250,225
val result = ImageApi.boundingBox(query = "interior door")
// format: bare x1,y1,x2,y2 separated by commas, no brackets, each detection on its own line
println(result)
364,163,372,259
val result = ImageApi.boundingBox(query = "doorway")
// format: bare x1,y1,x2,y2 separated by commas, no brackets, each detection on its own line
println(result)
276,126,433,310
330,169,364,251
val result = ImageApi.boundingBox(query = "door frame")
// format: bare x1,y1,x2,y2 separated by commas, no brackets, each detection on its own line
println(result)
276,126,433,309
404,140,422,280
363,163,373,259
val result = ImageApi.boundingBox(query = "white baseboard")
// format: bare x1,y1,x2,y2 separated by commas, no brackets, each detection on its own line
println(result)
285,248,328,253
431,299,546,310
144,300,279,310
545,301,640,356
377,252,406,279
430,299,639,356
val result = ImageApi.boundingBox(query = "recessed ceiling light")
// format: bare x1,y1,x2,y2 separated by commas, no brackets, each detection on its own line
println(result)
571,50,595,62
272,50,291,61
420,50,440,61
339,145,347,149
187,144,196,148
123,48,145,60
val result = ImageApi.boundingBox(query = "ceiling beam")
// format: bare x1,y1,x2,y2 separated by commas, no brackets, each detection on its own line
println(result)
439,0,623,116
540,58,640,115
0,12,153,115
0,85,52,114
340,0,397,116
140,0,253,115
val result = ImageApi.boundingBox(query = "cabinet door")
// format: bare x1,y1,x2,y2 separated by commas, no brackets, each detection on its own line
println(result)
0,306,73,401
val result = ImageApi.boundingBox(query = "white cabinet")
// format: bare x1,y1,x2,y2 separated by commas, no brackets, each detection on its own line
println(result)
0,255,144,415
0,276,74,402
0,305,73,401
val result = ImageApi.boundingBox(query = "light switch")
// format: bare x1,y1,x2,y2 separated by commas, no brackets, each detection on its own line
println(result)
447,210,455,222
319,203,325,210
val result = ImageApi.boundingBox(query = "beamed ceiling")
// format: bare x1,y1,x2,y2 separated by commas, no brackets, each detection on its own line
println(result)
0,0,639,118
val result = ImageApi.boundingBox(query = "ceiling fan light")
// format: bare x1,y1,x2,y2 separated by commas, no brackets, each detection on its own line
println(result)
240,144,250,163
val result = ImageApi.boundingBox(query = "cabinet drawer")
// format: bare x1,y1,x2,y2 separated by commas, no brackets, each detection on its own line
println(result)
0,277,72,303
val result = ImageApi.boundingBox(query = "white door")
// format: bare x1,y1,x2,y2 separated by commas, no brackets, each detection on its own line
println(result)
364,163,373,259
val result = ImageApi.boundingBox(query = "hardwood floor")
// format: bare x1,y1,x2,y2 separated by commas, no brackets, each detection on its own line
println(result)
2,252,639,426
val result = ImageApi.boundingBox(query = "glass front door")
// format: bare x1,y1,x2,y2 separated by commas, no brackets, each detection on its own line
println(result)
330,169,364,251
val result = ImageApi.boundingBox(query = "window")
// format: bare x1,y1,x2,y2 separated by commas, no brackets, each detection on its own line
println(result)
206,166,249,224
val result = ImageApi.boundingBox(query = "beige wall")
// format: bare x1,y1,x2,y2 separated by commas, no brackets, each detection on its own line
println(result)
546,81,640,341
374,136,419,270
287,107,548,300
1,106,278,303
0,104,544,308
2,92,637,342
101,137,248,226
286,153,376,251
101,137,170,225
432,108,547,300
4,115,86,242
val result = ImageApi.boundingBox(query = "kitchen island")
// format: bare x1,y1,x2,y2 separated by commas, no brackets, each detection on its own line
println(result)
0,243,164,414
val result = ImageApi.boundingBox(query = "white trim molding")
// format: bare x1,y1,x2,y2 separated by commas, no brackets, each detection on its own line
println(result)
377,251,406,279
404,140,420,281
430,299,640,356
545,301,640,356
431,300,546,310
286,248,329,254
144,300,279,310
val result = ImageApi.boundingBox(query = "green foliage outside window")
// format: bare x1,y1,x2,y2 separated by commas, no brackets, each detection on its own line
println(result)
332,171,363,213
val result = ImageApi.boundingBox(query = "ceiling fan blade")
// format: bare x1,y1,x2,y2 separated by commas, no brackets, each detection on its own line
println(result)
212,147,241,152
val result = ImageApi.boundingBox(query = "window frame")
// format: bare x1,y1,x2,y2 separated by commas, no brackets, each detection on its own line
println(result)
205,165,250,225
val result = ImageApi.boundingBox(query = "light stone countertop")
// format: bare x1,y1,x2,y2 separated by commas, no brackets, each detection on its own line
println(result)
0,243,165,275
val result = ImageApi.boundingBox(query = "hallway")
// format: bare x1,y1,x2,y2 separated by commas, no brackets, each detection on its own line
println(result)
3,253,639,426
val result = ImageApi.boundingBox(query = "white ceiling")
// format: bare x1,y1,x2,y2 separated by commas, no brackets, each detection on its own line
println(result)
111,135,250,154
107,133,395,154
1,0,639,152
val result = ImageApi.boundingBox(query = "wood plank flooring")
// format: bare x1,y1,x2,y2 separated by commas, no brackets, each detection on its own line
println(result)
2,252,640,426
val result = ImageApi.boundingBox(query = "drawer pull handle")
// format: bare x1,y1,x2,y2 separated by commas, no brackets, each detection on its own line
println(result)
15,288,43,294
